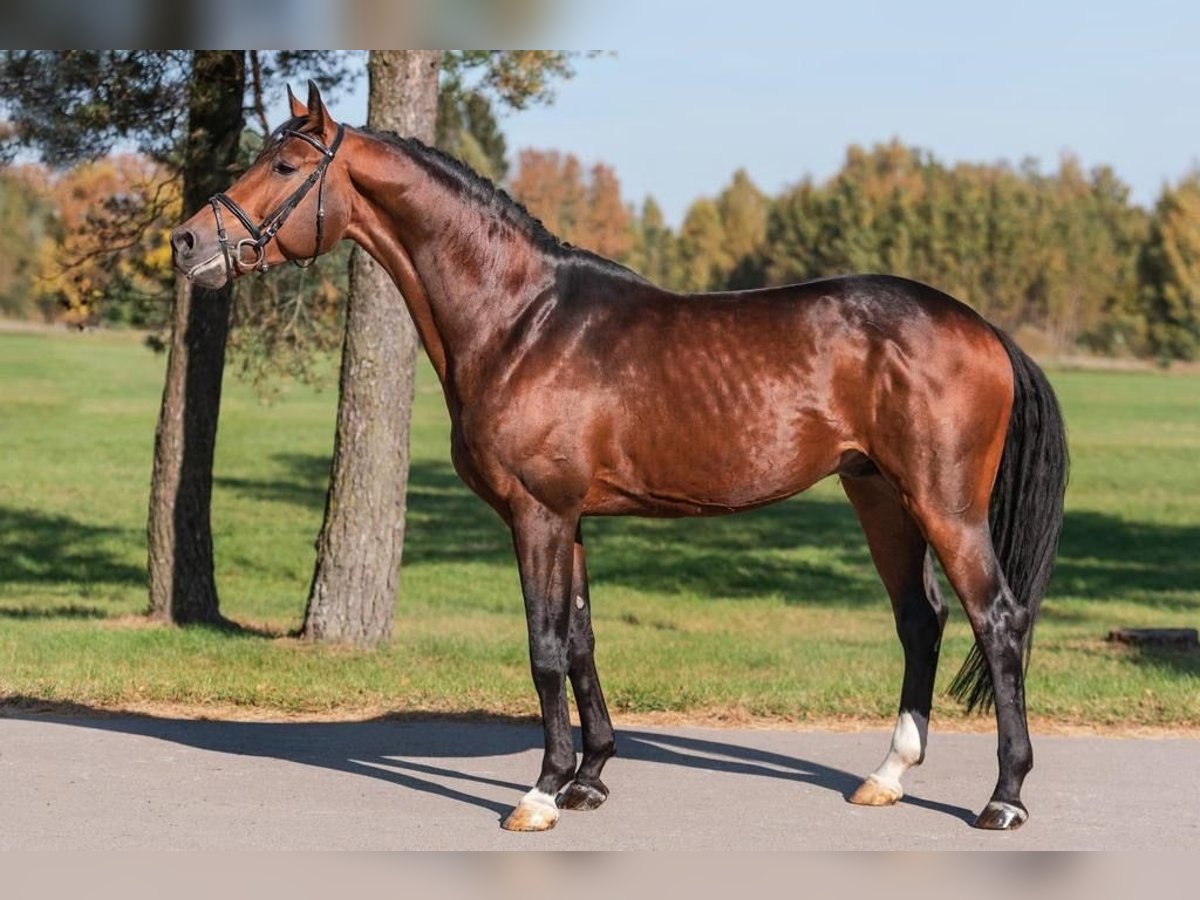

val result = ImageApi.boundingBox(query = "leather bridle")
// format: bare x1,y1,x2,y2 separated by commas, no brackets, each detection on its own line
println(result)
207,123,345,279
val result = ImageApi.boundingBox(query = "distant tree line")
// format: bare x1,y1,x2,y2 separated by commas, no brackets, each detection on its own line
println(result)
4,122,1198,362
511,141,1199,362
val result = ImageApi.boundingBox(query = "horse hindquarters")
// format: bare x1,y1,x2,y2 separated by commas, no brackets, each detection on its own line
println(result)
946,327,1067,828
888,326,1067,829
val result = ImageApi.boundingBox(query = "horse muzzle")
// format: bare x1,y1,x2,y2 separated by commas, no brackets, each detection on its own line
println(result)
170,226,231,289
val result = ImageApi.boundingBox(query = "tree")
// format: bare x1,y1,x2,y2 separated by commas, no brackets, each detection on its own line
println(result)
0,165,52,319
0,50,243,624
304,51,588,645
28,153,178,328
301,51,442,644
677,198,730,292
510,150,633,260
509,148,586,238
1139,173,1200,362
762,178,822,286
626,195,681,288
577,163,633,260
1,50,355,625
145,51,247,624
715,168,768,289
756,141,1149,354
437,88,508,182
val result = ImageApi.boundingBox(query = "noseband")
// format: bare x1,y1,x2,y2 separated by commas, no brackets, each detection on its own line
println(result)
207,123,344,278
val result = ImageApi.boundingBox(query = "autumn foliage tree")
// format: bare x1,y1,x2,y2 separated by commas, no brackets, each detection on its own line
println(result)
27,154,177,327
509,149,633,259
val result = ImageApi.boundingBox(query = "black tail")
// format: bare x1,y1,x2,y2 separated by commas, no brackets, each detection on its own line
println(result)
948,327,1069,712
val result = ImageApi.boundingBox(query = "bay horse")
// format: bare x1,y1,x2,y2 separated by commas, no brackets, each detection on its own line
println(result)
171,84,1067,834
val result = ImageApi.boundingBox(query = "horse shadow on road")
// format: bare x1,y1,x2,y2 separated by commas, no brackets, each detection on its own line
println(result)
0,701,974,826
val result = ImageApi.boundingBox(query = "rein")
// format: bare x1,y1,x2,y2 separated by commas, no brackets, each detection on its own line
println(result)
207,123,344,278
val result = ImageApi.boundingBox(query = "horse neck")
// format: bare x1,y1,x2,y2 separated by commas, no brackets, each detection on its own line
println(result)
342,132,555,399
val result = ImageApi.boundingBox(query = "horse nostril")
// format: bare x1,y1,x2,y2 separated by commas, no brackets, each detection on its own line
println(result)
171,228,196,256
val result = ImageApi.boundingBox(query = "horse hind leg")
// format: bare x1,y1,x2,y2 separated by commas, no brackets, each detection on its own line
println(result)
841,472,947,807
918,509,1034,830
557,528,617,811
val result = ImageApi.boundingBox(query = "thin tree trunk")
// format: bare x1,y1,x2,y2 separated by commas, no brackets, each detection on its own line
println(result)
146,51,246,624
302,50,442,644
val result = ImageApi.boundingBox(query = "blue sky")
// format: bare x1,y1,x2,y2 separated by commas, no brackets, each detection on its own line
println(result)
322,2,1200,226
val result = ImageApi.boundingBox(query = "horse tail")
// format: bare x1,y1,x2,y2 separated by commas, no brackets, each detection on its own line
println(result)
947,326,1069,712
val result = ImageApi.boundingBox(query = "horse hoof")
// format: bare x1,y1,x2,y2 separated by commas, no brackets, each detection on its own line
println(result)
557,779,609,811
847,776,903,807
501,790,560,832
974,800,1028,830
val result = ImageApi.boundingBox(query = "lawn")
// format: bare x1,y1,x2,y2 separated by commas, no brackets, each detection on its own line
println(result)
1,328,1197,728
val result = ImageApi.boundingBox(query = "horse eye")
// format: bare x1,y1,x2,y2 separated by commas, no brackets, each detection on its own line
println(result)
273,160,297,176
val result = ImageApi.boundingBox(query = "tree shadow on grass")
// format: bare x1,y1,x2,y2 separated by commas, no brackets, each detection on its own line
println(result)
1106,644,1200,680
1029,510,1200,678
0,506,145,589
217,452,1200,618
219,453,882,607
1053,511,1200,610
212,452,1200,680
0,604,110,620
213,452,332,511
0,699,973,827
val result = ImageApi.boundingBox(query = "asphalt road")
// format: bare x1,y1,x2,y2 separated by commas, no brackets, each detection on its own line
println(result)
1,713,1196,850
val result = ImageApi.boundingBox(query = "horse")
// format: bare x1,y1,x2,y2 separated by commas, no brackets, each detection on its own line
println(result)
171,83,1067,834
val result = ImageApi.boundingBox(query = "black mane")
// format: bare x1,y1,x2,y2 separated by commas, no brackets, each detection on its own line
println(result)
355,124,647,283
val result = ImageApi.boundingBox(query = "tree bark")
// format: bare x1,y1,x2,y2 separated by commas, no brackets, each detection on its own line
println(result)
146,51,246,624
301,50,442,644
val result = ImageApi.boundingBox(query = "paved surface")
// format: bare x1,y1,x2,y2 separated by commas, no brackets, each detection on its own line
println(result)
1,713,1197,849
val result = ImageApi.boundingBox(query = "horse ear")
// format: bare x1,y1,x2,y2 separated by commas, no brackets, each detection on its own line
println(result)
287,84,307,119
305,79,335,138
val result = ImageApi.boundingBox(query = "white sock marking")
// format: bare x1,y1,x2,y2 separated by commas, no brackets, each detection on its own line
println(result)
869,710,927,793
520,788,558,811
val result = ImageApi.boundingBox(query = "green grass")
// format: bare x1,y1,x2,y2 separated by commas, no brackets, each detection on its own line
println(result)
1,329,1198,727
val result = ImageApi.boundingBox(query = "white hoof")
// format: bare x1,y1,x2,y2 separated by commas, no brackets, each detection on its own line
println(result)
501,789,560,832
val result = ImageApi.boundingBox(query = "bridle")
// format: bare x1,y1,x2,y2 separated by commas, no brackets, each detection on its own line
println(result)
207,123,345,279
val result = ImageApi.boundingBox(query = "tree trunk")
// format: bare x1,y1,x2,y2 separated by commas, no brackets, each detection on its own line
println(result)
146,51,246,624
301,50,442,644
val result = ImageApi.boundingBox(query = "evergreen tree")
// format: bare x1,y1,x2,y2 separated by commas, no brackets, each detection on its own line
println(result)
632,195,681,288
1139,173,1200,361
678,197,731,292
436,88,508,182
716,168,769,289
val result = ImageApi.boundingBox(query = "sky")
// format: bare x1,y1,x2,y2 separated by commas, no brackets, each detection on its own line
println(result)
320,2,1199,227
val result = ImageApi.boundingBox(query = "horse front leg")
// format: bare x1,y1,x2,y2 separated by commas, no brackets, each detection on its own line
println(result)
558,527,616,811
500,499,579,832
